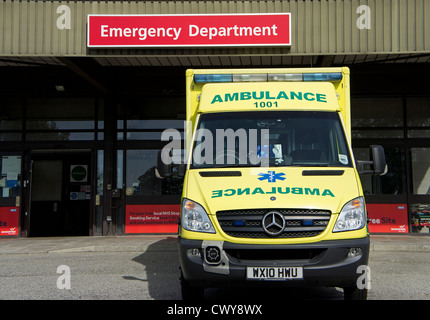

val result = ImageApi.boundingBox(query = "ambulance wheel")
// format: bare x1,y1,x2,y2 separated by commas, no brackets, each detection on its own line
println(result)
343,287,367,300
180,272,204,300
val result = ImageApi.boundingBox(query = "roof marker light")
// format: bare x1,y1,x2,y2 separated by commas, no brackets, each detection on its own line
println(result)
194,74,232,83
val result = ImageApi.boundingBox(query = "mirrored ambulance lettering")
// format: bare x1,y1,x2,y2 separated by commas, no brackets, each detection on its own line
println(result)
211,187,335,198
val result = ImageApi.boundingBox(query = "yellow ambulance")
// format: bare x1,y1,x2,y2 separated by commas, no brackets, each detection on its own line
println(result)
158,67,386,300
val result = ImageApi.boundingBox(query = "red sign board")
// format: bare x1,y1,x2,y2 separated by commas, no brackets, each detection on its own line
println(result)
0,207,19,236
125,204,180,234
87,13,291,48
367,204,409,233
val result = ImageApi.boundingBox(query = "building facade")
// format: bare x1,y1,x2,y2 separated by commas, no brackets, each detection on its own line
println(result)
1,0,430,237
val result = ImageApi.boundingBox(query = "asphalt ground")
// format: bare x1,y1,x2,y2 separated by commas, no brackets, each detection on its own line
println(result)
0,234,429,254
0,234,429,303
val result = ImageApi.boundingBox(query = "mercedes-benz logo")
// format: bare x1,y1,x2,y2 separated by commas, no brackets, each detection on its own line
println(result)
262,211,285,236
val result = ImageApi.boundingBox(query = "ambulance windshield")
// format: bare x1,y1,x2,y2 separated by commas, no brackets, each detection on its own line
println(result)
191,111,352,169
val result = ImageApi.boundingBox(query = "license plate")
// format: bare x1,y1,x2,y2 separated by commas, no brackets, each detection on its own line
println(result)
246,267,303,280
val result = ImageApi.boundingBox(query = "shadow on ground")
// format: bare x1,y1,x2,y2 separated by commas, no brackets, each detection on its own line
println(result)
125,236,343,300
125,237,181,300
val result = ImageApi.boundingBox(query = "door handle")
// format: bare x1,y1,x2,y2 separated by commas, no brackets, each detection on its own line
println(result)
53,202,58,212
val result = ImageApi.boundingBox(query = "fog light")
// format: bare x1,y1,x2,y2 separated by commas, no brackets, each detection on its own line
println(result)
348,247,363,258
186,248,201,258
205,246,221,265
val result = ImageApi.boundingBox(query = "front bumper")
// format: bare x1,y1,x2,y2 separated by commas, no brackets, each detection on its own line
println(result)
178,236,370,288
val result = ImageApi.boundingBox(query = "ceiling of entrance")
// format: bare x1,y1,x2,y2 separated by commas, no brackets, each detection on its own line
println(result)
1,53,429,97
1,53,430,68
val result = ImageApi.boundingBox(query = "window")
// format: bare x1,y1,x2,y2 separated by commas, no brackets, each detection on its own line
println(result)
410,203,430,234
411,148,430,195
26,98,96,141
354,147,406,195
0,99,23,141
407,98,430,138
351,97,404,139
191,111,352,169
126,150,183,197
117,96,185,141
0,155,21,198
126,120,184,140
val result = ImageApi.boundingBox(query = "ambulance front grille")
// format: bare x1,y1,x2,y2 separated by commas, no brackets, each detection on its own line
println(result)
216,209,331,239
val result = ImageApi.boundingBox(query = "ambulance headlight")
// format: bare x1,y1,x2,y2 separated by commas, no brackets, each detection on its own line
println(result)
333,197,366,232
182,199,215,233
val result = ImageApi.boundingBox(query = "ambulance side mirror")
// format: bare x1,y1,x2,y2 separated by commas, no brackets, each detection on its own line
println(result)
371,145,387,175
356,145,387,176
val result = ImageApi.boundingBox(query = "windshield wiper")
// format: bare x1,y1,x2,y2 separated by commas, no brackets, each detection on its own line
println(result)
193,162,346,169
207,163,264,168
290,162,334,167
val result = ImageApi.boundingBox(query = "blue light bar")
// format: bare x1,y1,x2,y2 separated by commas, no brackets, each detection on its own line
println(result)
303,73,343,82
193,72,343,83
194,74,233,83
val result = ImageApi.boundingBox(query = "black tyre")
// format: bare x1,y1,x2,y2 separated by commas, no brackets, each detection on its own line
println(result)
180,272,204,300
343,287,368,300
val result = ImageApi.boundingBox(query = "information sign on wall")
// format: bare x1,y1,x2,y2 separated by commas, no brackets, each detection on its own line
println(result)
367,204,409,233
88,13,291,48
0,207,19,236
125,204,180,234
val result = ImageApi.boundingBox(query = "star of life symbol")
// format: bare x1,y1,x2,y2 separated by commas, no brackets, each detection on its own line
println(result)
258,171,286,183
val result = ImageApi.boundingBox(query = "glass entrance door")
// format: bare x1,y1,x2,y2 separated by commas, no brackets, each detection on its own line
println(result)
28,152,92,237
